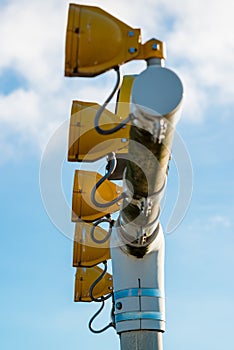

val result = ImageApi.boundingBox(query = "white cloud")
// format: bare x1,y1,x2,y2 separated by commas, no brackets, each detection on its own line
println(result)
207,215,232,229
162,0,234,104
0,0,233,160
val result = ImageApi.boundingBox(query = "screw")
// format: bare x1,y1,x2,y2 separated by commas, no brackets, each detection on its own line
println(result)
128,47,137,54
121,138,128,143
128,31,134,37
116,302,122,310
152,43,158,50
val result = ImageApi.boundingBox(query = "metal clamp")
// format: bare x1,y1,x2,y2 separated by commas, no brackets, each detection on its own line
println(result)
126,177,167,217
115,311,165,323
152,117,168,143
113,287,165,332
132,107,168,143
114,288,164,299
140,197,153,217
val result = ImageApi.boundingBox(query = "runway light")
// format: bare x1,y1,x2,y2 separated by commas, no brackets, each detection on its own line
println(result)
72,170,122,222
74,266,113,302
73,222,111,267
65,4,166,77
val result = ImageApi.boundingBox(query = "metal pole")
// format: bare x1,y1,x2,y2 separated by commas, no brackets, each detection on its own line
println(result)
116,94,171,350
111,62,183,350
119,61,183,251
120,331,163,350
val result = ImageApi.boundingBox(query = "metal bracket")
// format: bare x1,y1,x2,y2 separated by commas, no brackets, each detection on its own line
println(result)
152,118,168,143
126,177,167,218
117,215,161,255
114,287,165,329
114,288,164,299
132,112,168,144
140,197,153,217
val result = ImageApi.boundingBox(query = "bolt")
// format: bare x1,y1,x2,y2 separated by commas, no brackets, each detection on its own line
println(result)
116,302,122,310
152,43,158,50
121,138,128,143
128,47,137,54
128,31,135,37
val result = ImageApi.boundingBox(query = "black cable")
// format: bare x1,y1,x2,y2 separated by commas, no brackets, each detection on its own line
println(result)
89,261,112,302
110,293,116,329
94,66,132,135
88,300,114,334
90,218,114,244
91,154,127,209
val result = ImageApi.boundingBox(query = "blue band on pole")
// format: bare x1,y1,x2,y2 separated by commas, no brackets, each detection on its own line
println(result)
115,311,165,323
114,288,164,300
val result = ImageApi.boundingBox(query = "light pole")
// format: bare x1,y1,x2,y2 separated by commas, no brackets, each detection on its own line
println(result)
64,4,184,350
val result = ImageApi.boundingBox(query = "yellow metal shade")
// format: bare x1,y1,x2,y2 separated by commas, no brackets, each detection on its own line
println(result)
74,266,113,302
68,101,130,162
68,75,135,162
73,222,110,267
65,4,141,77
72,170,122,222
116,75,135,116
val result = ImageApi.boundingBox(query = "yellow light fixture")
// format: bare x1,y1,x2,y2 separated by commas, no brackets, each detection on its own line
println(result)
65,4,166,77
73,222,111,267
72,170,122,222
68,75,135,162
74,266,113,302
68,101,129,162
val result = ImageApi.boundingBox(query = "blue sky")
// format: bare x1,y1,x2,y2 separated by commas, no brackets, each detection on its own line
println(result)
0,0,234,349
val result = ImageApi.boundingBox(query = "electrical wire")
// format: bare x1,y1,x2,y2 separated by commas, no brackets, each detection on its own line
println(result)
89,261,112,303
91,153,127,209
90,218,115,244
88,261,114,333
110,293,116,329
94,66,132,135
88,300,114,334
